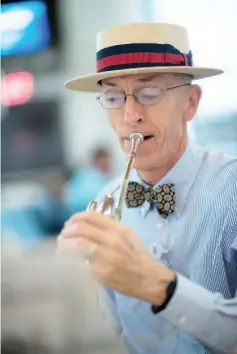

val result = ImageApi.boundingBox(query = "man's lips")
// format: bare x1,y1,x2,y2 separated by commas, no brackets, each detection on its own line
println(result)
123,134,154,141
143,135,154,141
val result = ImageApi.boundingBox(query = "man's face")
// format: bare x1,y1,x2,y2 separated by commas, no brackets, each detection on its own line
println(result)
101,73,201,173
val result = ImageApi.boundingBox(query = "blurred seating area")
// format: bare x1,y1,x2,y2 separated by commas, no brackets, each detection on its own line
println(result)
2,241,125,354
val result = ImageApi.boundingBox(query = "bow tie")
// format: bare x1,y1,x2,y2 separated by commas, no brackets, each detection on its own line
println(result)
125,181,176,219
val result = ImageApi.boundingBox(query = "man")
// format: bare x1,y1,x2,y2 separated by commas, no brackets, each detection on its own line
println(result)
57,22,237,353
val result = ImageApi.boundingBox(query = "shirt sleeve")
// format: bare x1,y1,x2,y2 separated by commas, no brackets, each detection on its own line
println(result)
160,274,237,353
160,196,237,354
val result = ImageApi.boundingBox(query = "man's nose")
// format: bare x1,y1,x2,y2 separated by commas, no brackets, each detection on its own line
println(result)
123,95,143,125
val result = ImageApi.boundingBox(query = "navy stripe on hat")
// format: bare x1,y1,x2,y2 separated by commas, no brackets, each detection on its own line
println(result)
96,43,192,72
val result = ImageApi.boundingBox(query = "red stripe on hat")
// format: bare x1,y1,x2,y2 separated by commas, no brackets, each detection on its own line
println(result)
97,52,187,71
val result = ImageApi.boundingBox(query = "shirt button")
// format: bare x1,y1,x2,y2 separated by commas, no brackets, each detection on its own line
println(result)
157,222,164,229
179,316,187,324
150,243,158,255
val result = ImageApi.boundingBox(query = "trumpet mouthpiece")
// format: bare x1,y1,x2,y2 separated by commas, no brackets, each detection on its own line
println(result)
129,132,144,153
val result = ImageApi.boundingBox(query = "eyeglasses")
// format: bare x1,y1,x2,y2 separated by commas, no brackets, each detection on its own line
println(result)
96,83,191,110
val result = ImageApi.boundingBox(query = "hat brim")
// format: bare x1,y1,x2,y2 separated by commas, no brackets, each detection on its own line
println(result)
65,66,223,92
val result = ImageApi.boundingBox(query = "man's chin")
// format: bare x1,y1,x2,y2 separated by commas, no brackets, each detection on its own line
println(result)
128,155,151,172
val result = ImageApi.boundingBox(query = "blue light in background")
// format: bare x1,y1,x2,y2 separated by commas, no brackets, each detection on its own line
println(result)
0,1,51,56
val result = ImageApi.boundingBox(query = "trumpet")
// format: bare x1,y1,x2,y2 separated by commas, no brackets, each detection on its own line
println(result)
87,132,144,221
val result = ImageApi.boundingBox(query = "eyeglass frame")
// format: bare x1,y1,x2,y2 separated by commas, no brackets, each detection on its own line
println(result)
96,82,191,110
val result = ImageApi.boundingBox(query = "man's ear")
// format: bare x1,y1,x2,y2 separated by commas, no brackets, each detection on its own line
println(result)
185,85,202,122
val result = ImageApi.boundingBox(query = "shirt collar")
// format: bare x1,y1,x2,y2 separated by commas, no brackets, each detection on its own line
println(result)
129,140,205,215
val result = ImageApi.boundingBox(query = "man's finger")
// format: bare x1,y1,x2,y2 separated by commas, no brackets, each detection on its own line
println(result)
66,211,139,250
57,234,96,255
70,211,121,233
62,220,111,246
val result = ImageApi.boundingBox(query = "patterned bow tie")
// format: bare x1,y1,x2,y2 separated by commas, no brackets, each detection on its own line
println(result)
125,181,176,219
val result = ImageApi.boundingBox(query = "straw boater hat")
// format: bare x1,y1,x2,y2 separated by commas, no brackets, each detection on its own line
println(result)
65,22,223,92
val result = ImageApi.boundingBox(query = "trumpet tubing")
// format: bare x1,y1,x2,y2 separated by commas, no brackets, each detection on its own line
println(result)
87,132,144,221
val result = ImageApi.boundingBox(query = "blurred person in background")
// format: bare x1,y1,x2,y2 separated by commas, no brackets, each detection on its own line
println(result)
1,146,112,248
64,146,113,215
57,22,237,354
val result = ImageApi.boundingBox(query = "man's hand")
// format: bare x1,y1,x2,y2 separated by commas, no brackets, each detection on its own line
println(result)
57,211,175,304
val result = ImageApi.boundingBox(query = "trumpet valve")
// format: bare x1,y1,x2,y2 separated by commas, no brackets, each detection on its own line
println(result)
99,194,115,215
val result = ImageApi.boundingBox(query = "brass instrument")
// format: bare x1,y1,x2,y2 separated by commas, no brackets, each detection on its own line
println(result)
87,132,144,221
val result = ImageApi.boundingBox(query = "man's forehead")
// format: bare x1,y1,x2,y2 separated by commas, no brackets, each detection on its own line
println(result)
102,73,177,86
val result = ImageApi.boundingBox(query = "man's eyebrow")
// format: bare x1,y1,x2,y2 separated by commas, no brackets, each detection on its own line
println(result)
136,75,160,83
102,75,160,86
102,80,117,87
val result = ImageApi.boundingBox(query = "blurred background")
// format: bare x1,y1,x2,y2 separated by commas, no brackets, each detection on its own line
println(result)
1,1,236,353
1,0,237,250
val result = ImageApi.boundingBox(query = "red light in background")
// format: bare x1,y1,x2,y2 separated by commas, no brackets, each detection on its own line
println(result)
1,71,34,106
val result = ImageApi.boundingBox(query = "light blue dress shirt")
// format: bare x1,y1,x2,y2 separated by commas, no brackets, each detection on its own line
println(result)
98,140,237,354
